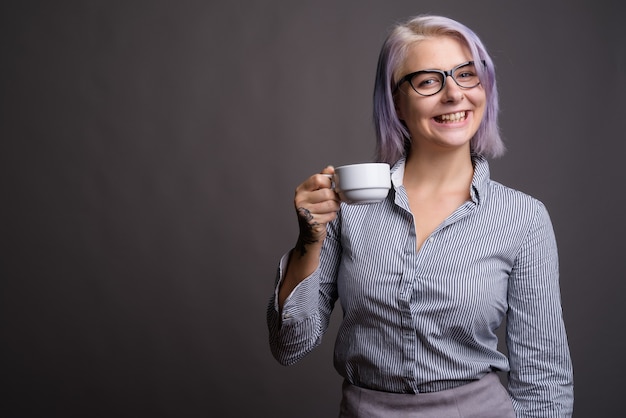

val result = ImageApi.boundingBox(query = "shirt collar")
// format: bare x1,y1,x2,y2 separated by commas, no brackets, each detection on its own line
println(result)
470,154,490,205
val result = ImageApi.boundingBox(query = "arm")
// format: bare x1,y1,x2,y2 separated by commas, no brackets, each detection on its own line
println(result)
278,166,339,307
506,201,574,417
267,166,341,365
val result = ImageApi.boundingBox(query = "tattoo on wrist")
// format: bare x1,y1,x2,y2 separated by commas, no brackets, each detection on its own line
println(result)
296,207,319,257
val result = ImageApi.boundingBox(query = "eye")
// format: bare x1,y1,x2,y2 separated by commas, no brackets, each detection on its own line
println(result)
411,72,442,90
457,71,475,79
454,63,478,79
453,64,480,87
419,78,438,87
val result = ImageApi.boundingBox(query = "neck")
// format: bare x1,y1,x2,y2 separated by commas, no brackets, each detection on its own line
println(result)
403,146,474,192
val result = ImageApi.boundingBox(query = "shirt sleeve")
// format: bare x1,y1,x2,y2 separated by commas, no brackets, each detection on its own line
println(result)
266,225,342,366
506,201,574,417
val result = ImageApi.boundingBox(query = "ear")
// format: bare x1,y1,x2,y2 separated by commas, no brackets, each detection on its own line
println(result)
394,96,405,121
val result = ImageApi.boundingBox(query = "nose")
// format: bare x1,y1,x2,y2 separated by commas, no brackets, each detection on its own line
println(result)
440,75,464,102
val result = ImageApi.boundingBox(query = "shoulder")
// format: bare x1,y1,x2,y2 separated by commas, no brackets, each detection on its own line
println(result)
482,180,553,230
473,155,548,215
487,180,545,209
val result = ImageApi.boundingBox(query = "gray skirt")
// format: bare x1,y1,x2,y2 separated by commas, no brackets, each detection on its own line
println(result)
339,373,515,418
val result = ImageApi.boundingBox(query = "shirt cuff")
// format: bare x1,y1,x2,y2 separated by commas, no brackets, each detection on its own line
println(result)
273,251,321,323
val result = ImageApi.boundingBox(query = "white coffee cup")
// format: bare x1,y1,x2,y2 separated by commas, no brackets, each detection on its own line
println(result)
330,163,391,205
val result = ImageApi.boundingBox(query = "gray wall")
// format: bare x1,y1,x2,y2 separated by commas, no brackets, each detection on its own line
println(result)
2,1,624,416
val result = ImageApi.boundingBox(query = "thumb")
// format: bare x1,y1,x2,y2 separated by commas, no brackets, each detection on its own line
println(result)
321,165,335,175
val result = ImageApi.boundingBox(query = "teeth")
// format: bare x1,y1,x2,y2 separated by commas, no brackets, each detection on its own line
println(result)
437,111,466,123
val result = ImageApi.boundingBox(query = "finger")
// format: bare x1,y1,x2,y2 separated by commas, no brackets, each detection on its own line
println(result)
296,205,338,233
321,165,335,175
295,188,339,210
299,166,335,192
297,177,323,194
296,200,340,231
319,166,335,189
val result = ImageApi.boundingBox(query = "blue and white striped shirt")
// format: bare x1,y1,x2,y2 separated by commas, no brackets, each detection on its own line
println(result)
268,155,573,416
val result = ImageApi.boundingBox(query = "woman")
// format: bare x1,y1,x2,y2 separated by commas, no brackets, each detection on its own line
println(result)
267,14,574,417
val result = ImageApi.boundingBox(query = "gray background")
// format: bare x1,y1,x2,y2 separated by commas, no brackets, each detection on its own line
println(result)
2,0,624,417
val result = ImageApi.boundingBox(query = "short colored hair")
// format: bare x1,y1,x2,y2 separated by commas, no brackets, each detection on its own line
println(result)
373,15,505,164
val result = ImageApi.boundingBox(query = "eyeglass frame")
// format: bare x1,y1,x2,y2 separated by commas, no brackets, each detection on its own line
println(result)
393,60,487,96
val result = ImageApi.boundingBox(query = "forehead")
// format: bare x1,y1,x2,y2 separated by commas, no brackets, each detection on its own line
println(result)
402,36,472,73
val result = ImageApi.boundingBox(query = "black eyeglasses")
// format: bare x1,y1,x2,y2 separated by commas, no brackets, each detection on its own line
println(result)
394,60,486,96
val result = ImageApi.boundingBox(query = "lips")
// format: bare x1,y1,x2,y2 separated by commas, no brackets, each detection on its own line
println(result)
434,111,467,123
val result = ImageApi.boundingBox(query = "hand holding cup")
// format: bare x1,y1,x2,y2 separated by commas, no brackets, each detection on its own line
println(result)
293,166,341,250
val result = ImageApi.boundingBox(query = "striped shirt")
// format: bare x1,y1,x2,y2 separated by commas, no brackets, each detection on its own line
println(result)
267,155,574,417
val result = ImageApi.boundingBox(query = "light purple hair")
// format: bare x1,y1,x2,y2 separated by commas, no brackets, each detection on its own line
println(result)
373,15,505,164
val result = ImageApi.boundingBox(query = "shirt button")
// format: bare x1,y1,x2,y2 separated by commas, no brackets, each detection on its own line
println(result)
428,237,434,243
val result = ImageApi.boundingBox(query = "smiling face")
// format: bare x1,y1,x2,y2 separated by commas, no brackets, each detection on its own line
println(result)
394,36,486,155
